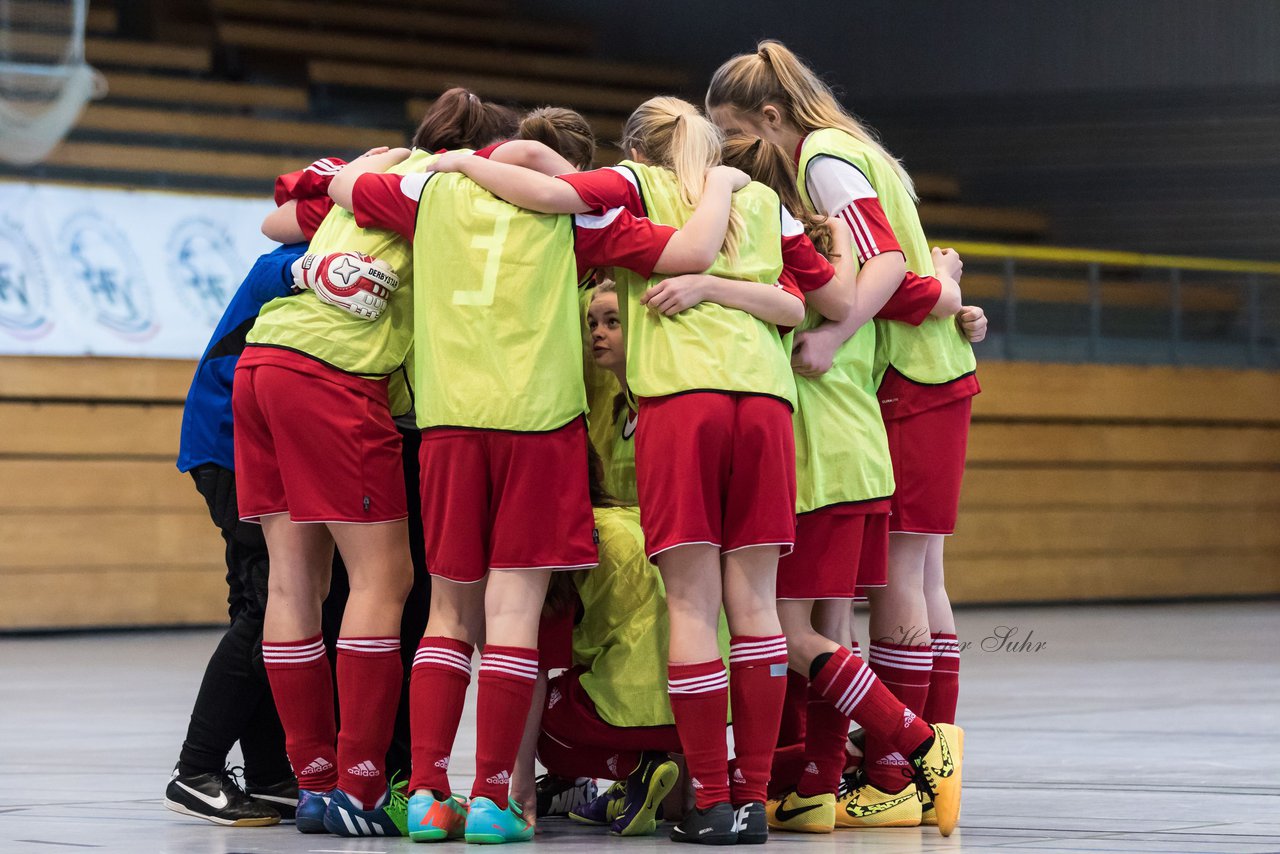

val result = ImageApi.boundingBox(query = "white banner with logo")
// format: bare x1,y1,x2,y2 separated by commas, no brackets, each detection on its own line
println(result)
0,181,276,358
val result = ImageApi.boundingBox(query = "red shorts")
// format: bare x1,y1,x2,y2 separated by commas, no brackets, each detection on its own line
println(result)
885,396,972,535
635,392,796,559
776,501,890,600
418,419,598,583
232,351,406,524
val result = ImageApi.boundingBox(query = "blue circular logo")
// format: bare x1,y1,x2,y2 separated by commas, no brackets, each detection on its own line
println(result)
0,216,52,339
60,210,155,340
168,218,243,326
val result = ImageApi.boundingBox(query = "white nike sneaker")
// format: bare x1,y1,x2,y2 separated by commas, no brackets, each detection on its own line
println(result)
164,765,280,827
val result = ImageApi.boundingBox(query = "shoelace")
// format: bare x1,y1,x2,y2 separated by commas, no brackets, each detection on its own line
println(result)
837,768,866,800
219,765,248,792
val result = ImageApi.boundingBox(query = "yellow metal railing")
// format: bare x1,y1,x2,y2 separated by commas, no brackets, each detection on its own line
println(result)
934,241,1280,366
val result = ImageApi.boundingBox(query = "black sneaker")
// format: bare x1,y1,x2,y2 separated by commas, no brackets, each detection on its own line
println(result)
670,802,738,845
245,776,299,821
164,766,280,827
733,801,768,844
536,773,598,818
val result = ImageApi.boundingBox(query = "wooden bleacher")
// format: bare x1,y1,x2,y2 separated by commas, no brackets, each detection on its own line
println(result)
0,0,1052,240
1,356,1276,630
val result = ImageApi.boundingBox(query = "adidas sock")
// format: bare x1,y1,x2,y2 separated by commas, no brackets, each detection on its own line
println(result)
668,659,730,809
923,632,961,725
867,641,932,715
795,684,851,798
262,635,337,792
768,743,807,801
808,644,932,790
864,641,933,791
778,669,809,749
408,637,474,796
728,636,788,805
471,645,539,809
335,637,402,807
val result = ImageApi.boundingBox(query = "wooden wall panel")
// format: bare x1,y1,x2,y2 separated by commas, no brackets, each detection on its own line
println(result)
1,355,1278,629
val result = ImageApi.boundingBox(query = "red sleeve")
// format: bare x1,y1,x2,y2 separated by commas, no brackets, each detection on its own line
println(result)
876,272,942,326
351,172,421,241
557,167,645,217
774,270,806,335
473,140,509,160
834,198,903,264
781,233,835,293
572,208,675,279
274,157,347,205
295,197,335,241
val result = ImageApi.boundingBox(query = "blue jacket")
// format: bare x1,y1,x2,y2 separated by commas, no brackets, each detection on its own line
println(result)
177,243,305,472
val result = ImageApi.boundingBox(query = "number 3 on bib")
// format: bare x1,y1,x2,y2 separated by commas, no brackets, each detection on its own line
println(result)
453,202,513,307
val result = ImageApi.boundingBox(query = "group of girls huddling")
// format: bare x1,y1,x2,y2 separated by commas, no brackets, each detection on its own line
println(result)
230,39,985,846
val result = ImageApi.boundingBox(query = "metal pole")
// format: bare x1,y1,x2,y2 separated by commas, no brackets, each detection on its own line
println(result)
1246,273,1261,367
1170,268,1182,365
1087,263,1101,361
1002,257,1016,360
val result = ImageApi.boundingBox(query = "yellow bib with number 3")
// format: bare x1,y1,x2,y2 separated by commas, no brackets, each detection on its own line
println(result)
411,170,585,431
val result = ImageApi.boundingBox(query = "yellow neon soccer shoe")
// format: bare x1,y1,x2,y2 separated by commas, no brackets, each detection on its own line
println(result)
765,790,835,833
835,771,921,828
911,723,963,837
920,788,938,826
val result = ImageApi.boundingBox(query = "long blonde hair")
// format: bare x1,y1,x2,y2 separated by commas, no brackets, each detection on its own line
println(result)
620,96,743,263
706,40,917,201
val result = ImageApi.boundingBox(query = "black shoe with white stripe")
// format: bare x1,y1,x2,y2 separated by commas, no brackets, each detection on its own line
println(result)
246,776,299,821
536,773,598,818
734,800,768,844
670,802,738,845
164,766,280,827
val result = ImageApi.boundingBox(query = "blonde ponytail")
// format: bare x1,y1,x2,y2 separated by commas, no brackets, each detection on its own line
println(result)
621,96,743,263
706,39,917,202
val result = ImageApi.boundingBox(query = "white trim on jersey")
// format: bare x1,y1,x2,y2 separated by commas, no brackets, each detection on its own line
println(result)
605,165,641,191
306,158,342,176
399,171,433,201
573,206,625,230
805,154,879,217
779,205,806,237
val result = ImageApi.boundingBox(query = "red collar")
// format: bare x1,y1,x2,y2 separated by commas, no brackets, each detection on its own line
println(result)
793,133,809,165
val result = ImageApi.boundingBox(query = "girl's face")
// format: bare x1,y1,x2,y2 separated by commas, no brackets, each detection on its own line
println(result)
709,104,789,150
586,291,624,374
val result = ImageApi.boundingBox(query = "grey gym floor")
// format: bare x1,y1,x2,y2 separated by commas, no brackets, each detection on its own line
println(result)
2,601,1277,853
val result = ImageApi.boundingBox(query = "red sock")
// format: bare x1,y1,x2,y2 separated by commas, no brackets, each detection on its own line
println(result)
262,635,336,792
335,637,402,807
795,684,851,797
810,645,932,769
409,637,474,796
777,669,809,749
864,641,933,791
923,633,960,725
728,636,787,805
471,645,539,809
668,659,730,809
867,641,932,714
768,743,807,800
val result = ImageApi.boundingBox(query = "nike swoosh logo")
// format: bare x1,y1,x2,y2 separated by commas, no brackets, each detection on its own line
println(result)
175,780,229,810
846,793,912,817
774,802,821,823
932,731,954,776
622,416,637,440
